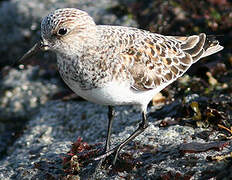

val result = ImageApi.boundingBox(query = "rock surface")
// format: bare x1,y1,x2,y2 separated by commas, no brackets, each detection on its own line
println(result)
0,99,231,179
0,65,63,159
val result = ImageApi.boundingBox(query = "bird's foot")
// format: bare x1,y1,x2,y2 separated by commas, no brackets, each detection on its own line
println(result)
93,145,120,167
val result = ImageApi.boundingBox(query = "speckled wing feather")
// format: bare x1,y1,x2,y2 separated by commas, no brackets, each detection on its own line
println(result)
117,29,223,91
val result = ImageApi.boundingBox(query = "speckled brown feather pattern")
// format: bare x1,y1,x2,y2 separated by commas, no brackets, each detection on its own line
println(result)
95,26,218,91
40,8,223,92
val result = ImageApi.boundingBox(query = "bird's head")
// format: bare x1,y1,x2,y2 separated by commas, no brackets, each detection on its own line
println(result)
19,8,96,63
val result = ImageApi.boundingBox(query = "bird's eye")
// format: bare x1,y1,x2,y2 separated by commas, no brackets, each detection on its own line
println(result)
57,28,68,36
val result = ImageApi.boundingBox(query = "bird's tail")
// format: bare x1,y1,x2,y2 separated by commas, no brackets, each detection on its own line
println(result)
173,33,223,63
201,35,224,58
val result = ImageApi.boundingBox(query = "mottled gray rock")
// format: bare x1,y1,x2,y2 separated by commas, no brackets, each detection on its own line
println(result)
0,100,231,179
0,66,62,119
0,0,137,66
0,65,63,158
0,100,140,179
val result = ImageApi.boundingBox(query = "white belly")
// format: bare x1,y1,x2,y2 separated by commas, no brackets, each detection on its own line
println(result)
62,78,165,111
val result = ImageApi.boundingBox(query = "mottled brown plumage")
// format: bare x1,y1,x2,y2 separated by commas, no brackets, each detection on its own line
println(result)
92,25,222,91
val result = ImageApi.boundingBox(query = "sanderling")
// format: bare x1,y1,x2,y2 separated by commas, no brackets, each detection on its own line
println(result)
19,8,223,164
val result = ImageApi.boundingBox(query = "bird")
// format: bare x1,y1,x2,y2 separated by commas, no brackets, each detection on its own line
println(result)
19,8,223,165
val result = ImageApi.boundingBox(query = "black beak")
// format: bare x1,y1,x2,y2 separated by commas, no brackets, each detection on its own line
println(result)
18,40,49,64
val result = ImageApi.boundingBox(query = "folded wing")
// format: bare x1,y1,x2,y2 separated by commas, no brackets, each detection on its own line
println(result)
120,32,223,91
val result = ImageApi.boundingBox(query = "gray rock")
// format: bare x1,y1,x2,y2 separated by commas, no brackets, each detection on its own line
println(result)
0,100,231,179
0,65,63,158
0,100,140,179
0,66,62,120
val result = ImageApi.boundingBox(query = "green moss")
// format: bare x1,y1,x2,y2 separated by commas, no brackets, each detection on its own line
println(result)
210,9,221,21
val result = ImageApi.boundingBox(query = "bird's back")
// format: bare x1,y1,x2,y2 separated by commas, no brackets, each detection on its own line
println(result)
96,25,223,91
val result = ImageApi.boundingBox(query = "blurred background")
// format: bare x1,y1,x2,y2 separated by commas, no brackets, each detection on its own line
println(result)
0,0,231,172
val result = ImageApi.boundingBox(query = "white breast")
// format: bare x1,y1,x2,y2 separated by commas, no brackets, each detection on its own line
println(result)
62,77,167,112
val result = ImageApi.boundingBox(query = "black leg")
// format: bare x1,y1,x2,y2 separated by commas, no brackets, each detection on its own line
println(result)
105,106,115,152
112,111,148,164
94,106,115,170
94,110,149,165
